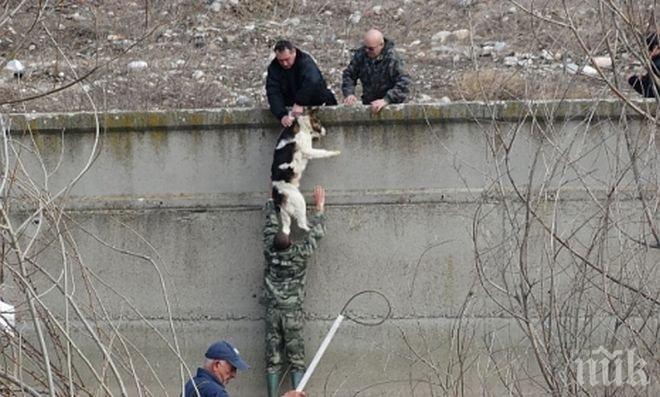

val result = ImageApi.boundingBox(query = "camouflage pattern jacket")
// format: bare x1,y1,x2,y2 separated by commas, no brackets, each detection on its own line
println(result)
341,38,411,104
262,200,326,309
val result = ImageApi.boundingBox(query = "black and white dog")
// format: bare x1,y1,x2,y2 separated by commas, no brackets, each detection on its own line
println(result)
271,110,340,234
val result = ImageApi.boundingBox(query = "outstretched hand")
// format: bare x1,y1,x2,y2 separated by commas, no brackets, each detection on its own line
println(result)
291,104,304,117
370,99,388,114
343,95,358,105
281,115,295,127
282,391,306,397
313,186,325,213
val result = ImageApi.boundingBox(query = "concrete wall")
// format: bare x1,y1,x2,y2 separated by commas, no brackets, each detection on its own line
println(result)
5,100,660,395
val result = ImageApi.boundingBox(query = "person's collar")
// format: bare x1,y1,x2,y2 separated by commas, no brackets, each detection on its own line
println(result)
291,48,303,66
197,367,224,386
369,50,386,62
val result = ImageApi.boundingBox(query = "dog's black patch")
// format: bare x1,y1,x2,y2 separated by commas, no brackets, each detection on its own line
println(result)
271,126,297,183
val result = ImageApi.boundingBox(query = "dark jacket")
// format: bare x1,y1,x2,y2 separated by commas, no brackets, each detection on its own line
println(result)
183,368,229,397
342,38,411,104
266,49,337,120
628,55,660,97
262,200,326,309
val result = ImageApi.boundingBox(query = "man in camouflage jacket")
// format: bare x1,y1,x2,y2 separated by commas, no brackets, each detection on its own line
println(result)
262,186,327,397
342,29,411,113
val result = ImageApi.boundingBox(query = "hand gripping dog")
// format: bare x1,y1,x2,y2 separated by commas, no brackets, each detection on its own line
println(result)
271,109,340,234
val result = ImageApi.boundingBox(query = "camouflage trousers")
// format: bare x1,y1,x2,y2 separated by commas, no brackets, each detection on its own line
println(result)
265,306,306,373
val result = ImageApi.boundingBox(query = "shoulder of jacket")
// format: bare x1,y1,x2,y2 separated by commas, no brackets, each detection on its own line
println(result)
351,48,365,59
381,39,399,58
384,47,401,62
296,50,315,64
267,60,282,73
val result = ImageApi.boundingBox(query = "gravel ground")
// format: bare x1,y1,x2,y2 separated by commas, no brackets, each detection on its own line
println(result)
0,0,654,113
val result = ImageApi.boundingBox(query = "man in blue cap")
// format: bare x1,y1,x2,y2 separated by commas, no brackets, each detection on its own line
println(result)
184,340,305,397
183,340,248,397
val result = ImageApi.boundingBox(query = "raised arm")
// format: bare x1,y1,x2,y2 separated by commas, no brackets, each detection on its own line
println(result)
341,51,360,99
291,214,326,259
263,199,280,249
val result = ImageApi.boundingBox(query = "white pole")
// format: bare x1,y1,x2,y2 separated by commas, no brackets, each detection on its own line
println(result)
295,314,345,392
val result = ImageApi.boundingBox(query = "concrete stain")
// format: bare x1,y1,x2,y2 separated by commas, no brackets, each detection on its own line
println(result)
104,131,133,164
236,127,249,155
187,113,207,129
147,130,169,155
443,254,456,306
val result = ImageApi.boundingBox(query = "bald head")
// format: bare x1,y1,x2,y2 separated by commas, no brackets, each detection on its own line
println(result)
363,29,385,58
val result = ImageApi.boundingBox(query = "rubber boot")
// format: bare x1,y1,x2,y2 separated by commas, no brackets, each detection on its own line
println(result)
267,372,280,397
291,370,304,390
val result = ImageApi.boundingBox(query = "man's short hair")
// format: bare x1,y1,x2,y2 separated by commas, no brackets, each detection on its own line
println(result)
274,232,291,251
274,40,295,53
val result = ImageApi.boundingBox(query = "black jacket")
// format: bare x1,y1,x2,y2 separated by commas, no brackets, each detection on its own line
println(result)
628,55,660,97
341,39,411,104
266,49,337,120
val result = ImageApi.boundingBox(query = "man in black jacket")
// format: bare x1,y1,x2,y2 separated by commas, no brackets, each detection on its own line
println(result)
266,40,337,127
628,32,660,98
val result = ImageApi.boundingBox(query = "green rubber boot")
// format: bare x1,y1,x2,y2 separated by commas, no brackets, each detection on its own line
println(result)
267,372,280,397
291,370,304,389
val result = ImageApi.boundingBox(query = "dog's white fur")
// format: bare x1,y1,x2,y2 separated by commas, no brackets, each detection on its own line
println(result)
273,115,340,234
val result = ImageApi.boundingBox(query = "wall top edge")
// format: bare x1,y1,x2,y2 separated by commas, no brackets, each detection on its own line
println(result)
6,99,658,133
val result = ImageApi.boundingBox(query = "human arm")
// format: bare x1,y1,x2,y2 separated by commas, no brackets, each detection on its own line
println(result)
291,103,305,117
370,99,388,114
263,199,280,249
290,214,325,259
383,54,411,104
281,391,306,397
266,66,290,120
341,52,360,103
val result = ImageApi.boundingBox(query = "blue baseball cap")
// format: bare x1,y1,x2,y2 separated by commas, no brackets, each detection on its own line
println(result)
205,340,249,370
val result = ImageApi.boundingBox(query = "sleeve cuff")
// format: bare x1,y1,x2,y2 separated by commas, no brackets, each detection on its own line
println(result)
276,111,287,120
